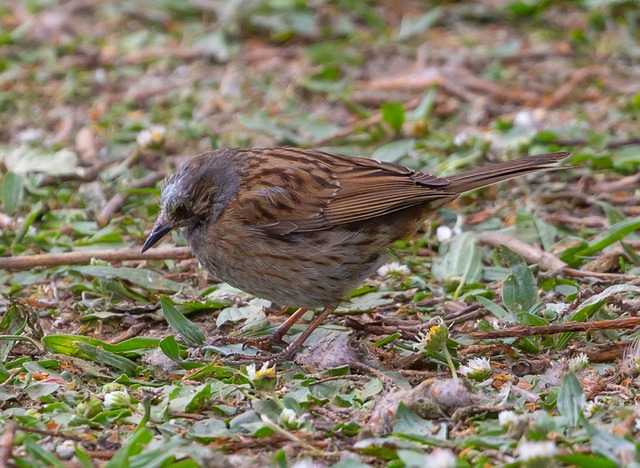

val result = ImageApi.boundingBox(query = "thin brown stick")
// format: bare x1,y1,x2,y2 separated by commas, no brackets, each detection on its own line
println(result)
81,450,118,460
470,317,640,339
457,69,538,105
477,232,567,272
313,97,421,145
587,172,640,193
0,247,193,270
574,340,630,363
14,424,86,442
0,422,16,468
97,171,166,227
552,137,640,150
562,268,639,281
548,67,608,107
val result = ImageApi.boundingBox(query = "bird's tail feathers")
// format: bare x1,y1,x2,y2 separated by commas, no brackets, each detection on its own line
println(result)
446,152,570,193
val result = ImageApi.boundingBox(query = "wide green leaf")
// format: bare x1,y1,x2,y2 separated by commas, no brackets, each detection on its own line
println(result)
159,296,206,347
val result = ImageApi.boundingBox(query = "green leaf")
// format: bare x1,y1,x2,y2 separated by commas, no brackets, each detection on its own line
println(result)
41,335,139,376
370,139,416,163
41,334,160,357
189,418,233,442
397,7,443,40
476,296,516,322
559,217,640,266
70,265,183,293
557,372,584,426
576,216,640,257
159,336,203,369
25,437,66,468
500,245,539,316
432,232,483,286
556,454,618,468
105,428,154,468
11,200,47,249
392,403,435,437
381,102,405,133
76,342,139,376
159,296,205,347
1,171,24,215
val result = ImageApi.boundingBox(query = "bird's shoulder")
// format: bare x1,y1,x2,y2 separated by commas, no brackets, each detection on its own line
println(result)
225,147,453,235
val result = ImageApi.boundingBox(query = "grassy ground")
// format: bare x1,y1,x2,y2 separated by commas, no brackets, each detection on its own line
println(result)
1,1,640,466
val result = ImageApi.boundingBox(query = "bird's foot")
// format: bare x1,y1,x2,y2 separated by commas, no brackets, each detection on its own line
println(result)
224,334,289,351
223,345,300,365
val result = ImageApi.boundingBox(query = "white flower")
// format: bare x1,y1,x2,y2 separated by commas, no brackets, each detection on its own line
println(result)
436,216,463,243
136,125,166,149
18,128,45,144
290,460,318,468
459,357,491,381
568,353,589,372
55,440,76,460
246,361,276,381
453,131,471,146
498,410,518,427
414,319,448,353
635,416,640,432
583,402,597,418
514,111,534,129
279,408,306,428
517,439,558,461
104,390,131,409
426,448,456,468
377,261,410,277
436,226,453,242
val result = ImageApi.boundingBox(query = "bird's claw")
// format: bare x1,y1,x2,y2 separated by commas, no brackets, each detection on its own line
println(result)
223,347,298,365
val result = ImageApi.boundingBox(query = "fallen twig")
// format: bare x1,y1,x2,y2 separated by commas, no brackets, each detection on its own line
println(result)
313,96,421,145
470,317,640,339
477,232,567,272
551,137,640,150
0,247,193,270
571,341,630,363
97,171,166,227
561,268,639,281
547,67,608,107
14,424,86,442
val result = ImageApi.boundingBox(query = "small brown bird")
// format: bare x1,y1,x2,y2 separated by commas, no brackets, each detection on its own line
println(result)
142,147,569,362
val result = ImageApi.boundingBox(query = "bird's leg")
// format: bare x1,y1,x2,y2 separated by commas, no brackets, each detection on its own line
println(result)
226,304,338,364
225,307,309,350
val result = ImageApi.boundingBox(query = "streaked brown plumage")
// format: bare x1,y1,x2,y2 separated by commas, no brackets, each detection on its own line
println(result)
142,147,569,362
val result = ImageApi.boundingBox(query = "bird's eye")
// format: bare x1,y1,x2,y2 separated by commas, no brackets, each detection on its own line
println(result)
175,202,188,218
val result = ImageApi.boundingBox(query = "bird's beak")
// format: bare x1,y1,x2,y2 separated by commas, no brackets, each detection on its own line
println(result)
141,213,172,253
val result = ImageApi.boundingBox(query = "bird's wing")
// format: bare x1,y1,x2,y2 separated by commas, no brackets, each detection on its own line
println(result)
233,148,454,235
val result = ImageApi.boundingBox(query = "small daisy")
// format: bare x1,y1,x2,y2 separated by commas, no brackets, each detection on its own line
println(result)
498,410,518,427
246,361,276,381
279,408,306,429
377,261,410,277
583,402,597,418
517,439,558,461
459,357,491,381
568,353,589,373
426,448,457,468
103,390,131,409
414,319,448,354
436,216,463,243
136,125,166,149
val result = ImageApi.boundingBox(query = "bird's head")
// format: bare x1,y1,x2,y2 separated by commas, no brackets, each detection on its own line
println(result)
141,156,222,253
